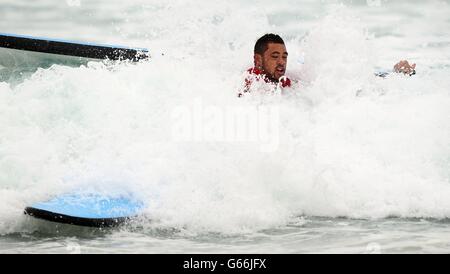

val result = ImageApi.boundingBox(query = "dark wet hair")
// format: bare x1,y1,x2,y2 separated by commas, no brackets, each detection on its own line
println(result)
254,34,285,55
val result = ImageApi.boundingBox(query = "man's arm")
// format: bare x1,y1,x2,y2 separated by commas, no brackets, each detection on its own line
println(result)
375,60,416,78
393,60,416,75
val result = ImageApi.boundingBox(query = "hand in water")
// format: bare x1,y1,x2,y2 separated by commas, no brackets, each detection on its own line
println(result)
394,60,416,75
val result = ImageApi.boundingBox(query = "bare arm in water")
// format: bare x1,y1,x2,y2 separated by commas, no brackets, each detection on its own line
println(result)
376,60,416,77
393,60,416,75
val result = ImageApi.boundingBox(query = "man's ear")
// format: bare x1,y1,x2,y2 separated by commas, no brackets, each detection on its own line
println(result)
254,54,263,69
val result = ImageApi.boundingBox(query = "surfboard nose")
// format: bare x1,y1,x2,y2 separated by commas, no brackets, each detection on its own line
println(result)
24,193,145,228
0,32,149,61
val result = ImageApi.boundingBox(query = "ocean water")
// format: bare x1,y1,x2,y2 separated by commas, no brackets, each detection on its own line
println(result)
1,0,450,254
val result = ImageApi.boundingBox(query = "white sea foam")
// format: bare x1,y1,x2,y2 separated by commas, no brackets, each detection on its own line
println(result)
1,1,450,235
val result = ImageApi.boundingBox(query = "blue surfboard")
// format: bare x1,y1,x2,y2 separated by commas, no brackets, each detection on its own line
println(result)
0,32,149,61
24,192,145,227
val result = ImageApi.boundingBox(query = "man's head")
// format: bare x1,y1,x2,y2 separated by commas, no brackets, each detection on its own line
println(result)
254,33,288,82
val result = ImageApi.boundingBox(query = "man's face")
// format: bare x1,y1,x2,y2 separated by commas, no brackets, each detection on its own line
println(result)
255,42,288,81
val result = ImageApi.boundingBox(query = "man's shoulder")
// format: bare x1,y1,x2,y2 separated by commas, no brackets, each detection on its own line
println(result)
238,67,295,97
246,67,292,84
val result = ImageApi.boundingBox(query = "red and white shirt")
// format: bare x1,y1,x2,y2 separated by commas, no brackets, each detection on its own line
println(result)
238,67,292,97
